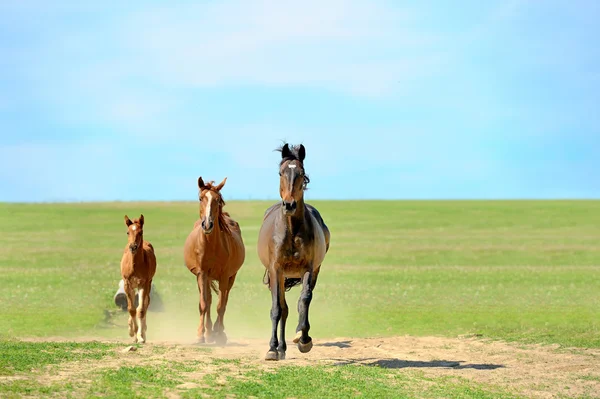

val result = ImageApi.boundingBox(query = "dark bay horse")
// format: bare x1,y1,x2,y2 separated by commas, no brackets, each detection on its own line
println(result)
257,144,331,361
120,214,157,344
184,177,245,345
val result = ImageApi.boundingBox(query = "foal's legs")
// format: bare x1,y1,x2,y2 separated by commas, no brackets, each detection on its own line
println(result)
265,268,285,361
196,272,210,343
136,280,151,343
293,267,319,353
123,279,138,342
214,274,236,345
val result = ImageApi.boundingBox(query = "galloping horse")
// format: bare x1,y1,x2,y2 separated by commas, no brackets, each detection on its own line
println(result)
120,214,157,344
184,177,245,345
257,144,331,360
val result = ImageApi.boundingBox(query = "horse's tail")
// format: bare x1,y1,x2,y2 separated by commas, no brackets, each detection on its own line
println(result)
210,279,218,294
262,270,302,292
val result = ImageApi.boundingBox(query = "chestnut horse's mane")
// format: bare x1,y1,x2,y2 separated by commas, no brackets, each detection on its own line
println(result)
198,182,236,235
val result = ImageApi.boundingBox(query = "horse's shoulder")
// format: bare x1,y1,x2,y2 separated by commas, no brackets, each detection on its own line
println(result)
263,203,280,220
143,241,155,253
305,203,330,251
222,212,241,232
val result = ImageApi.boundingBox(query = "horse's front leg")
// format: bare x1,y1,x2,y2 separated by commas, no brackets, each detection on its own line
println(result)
293,266,318,353
196,272,210,343
214,274,236,345
265,267,285,361
123,279,138,342
277,280,289,360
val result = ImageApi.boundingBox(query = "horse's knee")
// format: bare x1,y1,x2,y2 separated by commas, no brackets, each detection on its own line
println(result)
299,290,312,307
281,302,289,319
270,304,282,320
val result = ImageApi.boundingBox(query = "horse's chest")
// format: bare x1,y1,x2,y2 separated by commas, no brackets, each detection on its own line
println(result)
281,236,309,264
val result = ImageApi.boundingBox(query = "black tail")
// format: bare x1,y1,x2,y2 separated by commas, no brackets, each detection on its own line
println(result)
263,271,302,292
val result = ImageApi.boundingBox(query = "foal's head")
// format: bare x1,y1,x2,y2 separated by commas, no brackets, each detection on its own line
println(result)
198,177,227,235
278,143,310,216
124,214,144,254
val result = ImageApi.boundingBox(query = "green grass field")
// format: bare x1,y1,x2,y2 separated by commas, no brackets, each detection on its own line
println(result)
1,200,599,398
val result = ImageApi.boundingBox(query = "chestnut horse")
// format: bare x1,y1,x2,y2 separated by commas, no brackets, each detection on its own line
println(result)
120,214,157,344
257,144,331,361
184,177,245,345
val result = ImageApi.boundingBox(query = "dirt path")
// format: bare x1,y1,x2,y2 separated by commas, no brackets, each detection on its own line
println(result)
21,335,600,398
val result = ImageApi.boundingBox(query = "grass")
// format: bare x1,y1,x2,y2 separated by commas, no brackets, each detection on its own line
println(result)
0,340,117,375
0,200,599,397
88,365,182,398
1,200,599,347
182,365,520,399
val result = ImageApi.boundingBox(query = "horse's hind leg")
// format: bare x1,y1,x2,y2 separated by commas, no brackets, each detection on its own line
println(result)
294,267,319,353
137,281,151,344
123,280,138,342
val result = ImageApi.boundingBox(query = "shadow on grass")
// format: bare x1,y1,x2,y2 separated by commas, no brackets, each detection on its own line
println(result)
317,340,352,348
334,358,504,370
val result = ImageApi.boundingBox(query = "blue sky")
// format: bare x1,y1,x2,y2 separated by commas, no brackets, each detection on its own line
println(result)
0,1,598,201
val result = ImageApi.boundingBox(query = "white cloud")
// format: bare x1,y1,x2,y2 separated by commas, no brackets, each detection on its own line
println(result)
116,0,437,96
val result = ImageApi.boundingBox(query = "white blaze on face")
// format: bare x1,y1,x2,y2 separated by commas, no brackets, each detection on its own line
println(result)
288,164,297,169
132,225,136,231
205,191,215,223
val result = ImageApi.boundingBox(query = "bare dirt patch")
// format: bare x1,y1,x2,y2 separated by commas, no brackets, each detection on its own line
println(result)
19,335,600,398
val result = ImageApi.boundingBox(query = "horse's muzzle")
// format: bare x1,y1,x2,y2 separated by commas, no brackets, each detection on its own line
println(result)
283,200,297,215
201,219,214,235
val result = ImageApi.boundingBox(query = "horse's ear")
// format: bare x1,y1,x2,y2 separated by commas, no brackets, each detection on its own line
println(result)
215,177,227,191
139,214,144,227
281,143,292,159
124,215,133,227
298,144,306,162
198,177,205,189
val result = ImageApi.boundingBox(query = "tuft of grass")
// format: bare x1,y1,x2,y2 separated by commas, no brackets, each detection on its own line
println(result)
0,340,117,375
88,365,181,398
181,365,521,399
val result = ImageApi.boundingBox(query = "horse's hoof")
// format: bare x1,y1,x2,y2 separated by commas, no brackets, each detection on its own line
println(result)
278,350,286,360
137,336,146,344
196,336,206,344
297,339,313,353
265,351,279,361
292,331,302,344
214,332,227,346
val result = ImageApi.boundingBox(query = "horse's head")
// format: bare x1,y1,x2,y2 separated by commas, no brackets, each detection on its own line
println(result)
124,214,144,254
278,143,309,216
198,176,227,235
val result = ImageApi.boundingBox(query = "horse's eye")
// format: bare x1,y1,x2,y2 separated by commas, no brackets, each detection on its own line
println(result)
126,232,129,235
